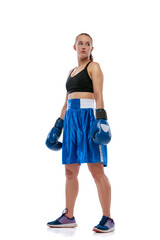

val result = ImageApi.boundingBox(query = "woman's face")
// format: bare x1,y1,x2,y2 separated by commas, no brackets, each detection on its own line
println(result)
74,35,93,60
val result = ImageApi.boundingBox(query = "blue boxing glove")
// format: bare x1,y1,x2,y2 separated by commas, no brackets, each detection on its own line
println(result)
45,117,64,151
89,109,111,145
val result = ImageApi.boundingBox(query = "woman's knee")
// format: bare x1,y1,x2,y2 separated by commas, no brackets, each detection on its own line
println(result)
65,164,80,180
87,162,104,181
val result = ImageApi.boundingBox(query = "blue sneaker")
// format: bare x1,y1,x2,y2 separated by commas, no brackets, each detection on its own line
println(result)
47,208,77,228
93,215,115,233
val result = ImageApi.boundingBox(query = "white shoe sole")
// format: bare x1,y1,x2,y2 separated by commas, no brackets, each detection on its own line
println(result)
93,226,115,233
47,223,78,228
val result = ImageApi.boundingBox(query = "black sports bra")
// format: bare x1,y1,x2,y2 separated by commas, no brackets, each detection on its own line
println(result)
65,61,94,94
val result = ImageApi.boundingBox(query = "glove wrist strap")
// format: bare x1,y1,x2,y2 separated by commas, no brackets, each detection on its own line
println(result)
96,109,108,120
54,117,64,129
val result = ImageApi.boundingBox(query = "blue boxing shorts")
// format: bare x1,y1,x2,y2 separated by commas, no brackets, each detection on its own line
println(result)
62,98,107,167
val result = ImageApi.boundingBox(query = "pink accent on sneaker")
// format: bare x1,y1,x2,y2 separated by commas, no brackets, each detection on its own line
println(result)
59,215,75,224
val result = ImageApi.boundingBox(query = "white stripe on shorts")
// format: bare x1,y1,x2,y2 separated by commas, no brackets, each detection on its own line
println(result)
99,145,104,163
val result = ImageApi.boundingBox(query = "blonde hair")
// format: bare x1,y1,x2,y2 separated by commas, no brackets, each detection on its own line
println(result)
75,33,93,62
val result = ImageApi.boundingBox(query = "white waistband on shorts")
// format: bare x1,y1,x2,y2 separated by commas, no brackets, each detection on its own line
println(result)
67,98,95,109
80,99,95,108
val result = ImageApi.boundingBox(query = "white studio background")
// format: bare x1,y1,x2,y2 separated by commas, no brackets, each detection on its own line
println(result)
0,0,160,239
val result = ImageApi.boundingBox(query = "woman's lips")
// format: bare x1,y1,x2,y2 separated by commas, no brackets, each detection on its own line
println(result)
81,51,86,53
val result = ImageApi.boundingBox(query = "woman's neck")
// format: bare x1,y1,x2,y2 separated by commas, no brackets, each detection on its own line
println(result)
77,58,90,68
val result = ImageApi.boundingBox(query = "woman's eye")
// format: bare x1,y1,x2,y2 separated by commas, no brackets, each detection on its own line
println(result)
78,42,90,46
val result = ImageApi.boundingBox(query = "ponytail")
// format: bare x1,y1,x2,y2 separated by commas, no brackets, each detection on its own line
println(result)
90,53,93,62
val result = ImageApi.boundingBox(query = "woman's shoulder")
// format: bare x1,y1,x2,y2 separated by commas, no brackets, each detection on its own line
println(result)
89,61,101,68
88,61,102,73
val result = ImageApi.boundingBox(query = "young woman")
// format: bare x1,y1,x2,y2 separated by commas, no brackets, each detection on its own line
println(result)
46,33,115,233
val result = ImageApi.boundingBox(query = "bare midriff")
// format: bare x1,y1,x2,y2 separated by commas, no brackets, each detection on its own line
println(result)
68,92,94,100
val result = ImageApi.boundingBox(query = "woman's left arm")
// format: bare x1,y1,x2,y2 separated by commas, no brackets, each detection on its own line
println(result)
91,62,105,109
90,63,111,145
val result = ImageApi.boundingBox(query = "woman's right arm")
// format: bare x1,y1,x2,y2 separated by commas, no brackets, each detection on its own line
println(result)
59,90,68,120
59,69,73,120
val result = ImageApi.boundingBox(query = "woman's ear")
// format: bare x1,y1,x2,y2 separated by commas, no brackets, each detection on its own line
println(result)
73,44,76,51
